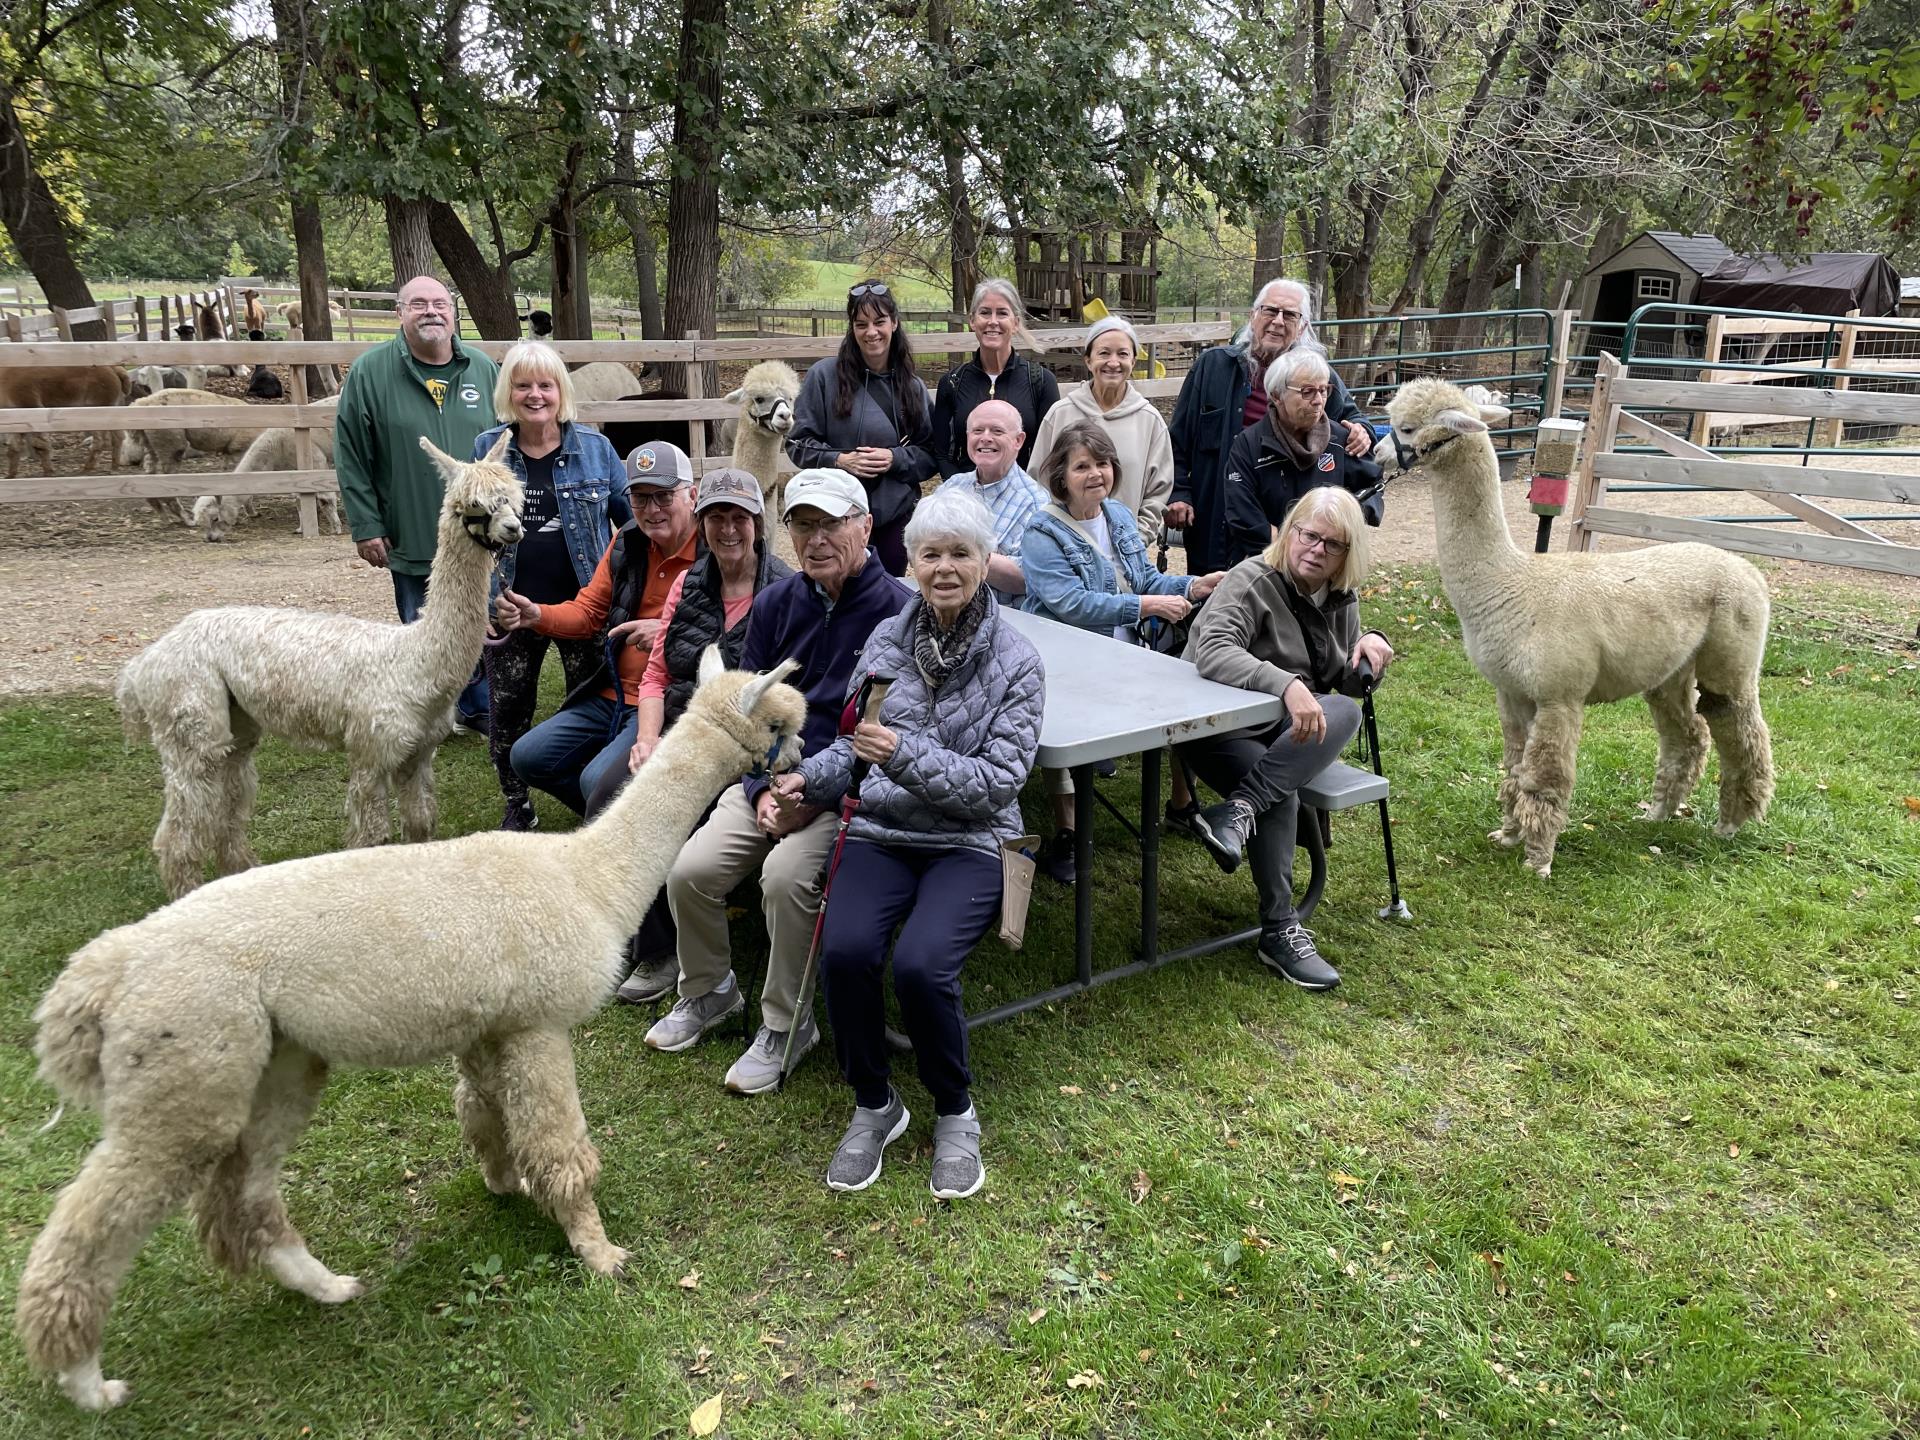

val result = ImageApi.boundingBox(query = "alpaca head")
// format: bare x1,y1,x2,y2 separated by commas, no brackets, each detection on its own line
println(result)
418,431,525,551
1381,380,1512,474
684,648,807,775
725,361,800,438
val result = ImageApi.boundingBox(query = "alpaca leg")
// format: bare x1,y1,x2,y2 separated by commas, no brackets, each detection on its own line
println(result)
342,760,392,848
1490,689,1535,847
495,1029,626,1275
151,755,228,900
1512,701,1584,879
1643,670,1710,821
393,748,437,844
192,1041,360,1303
454,1040,522,1196
212,707,263,877
1699,687,1775,835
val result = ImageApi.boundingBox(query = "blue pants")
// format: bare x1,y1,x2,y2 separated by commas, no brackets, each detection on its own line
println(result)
509,696,637,816
818,840,1002,1115
390,570,490,723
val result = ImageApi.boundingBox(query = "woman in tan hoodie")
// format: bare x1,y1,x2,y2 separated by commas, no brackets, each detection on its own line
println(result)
1029,315,1172,546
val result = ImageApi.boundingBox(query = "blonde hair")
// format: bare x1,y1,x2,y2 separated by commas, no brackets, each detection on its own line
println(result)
969,277,1036,350
1264,486,1371,591
493,341,577,425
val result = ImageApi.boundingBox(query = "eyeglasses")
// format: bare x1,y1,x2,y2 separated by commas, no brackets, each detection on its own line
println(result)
789,513,855,539
403,299,452,314
1254,305,1304,323
1288,385,1332,400
848,282,891,301
1292,525,1350,557
628,487,685,510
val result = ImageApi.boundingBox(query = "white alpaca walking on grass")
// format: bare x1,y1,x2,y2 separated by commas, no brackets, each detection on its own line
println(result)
116,432,524,899
15,651,806,1412
1385,377,1774,878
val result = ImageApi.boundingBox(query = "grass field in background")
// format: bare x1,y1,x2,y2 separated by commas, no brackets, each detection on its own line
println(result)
1,567,1916,1437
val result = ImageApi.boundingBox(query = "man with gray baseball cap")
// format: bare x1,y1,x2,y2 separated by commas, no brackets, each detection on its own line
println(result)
649,466,912,1094
491,440,700,814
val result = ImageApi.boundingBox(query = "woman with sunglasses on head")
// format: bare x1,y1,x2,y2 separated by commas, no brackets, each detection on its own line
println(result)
787,280,937,575
1179,486,1394,993
929,277,1060,479
1220,348,1384,568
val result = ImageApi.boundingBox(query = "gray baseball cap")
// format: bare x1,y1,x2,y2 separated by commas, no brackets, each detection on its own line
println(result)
695,467,764,515
624,441,694,487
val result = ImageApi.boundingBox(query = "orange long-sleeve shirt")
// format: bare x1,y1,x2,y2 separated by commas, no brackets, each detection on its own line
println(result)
536,528,699,704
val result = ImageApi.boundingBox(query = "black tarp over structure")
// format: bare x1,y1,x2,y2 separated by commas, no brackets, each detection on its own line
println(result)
1695,253,1901,316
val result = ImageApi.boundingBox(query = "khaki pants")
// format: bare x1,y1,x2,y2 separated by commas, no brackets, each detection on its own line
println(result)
666,784,838,1033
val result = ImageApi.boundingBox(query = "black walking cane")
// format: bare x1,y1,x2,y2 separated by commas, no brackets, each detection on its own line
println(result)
1348,657,1411,921
778,672,895,1090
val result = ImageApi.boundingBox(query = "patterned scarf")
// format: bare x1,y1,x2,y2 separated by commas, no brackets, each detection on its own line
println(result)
913,585,990,691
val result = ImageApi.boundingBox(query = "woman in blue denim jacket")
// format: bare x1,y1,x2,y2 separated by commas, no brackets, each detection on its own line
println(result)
475,341,631,831
1020,419,1225,878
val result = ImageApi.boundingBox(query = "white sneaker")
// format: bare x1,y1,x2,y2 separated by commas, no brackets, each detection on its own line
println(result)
642,974,743,1052
723,1012,819,1095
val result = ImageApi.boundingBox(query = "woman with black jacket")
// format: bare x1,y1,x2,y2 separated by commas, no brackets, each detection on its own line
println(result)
929,278,1060,479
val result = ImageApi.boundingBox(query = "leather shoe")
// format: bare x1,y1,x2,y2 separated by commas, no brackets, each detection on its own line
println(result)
1258,922,1341,990
1192,798,1256,874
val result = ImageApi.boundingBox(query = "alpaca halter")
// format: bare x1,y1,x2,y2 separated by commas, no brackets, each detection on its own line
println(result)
461,510,511,550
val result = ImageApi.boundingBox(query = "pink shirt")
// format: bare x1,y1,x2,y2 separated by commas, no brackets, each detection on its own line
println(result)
636,570,755,702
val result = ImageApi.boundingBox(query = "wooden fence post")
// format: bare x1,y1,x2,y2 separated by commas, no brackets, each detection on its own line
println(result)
288,356,320,539
51,307,73,341
1818,311,1861,450
134,296,150,341
1543,308,1574,419
1566,352,1622,553
1687,313,1725,446
684,328,707,471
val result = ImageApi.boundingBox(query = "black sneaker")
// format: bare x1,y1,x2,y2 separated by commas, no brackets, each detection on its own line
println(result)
1094,758,1118,780
1192,798,1256,874
1039,828,1077,885
1258,923,1341,991
500,798,539,832
1164,800,1204,839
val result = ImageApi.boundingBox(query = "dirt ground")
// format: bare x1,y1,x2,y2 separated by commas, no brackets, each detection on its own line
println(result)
2,405,1916,698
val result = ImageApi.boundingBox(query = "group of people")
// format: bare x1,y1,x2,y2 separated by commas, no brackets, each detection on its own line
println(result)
328,272,1393,1199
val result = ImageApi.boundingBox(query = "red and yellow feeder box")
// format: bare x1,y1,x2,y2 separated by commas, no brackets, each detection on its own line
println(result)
1527,418,1585,519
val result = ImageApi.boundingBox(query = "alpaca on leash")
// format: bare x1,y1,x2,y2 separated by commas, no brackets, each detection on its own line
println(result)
15,650,806,1412
1385,377,1774,877
116,433,524,898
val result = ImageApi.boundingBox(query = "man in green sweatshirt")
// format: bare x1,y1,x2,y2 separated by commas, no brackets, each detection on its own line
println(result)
335,274,501,731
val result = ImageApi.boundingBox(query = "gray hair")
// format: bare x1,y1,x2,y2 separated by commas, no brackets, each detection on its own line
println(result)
1262,346,1331,401
968,277,1035,349
1238,276,1327,355
904,487,996,561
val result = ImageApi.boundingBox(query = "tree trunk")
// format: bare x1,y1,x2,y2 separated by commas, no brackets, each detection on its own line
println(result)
1305,0,1332,307
425,201,524,340
0,87,106,340
612,123,664,338
384,195,437,286
664,0,726,389
290,198,339,394
928,0,980,314
1249,218,1287,298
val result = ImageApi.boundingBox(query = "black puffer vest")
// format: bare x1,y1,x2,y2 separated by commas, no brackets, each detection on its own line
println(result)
660,544,794,728
559,522,669,713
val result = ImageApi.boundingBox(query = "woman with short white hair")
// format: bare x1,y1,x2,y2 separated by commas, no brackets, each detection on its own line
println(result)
1028,314,1174,545
474,341,631,831
1181,485,1394,991
769,485,1044,1200
930,278,1061,478
1219,346,1384,567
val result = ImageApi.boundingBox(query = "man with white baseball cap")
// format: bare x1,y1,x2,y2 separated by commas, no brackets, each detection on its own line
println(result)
492,440,700,815
649,466,912,1094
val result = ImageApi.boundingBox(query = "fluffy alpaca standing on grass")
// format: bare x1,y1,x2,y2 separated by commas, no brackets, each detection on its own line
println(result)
189,395,343,542
116,433,524,899
719,359,800,505
15,651,806,1412
1385,377,1774,878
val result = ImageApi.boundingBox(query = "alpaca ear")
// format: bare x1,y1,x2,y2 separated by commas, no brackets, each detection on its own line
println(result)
417,435,461,480
1477,403,1512,426
723,387,744,404
1433,408,1489,436
735,659,799,715
697,645,726,686
484,428,514,465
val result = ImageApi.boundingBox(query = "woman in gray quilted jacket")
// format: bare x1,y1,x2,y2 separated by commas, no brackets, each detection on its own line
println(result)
768,488,1044,1201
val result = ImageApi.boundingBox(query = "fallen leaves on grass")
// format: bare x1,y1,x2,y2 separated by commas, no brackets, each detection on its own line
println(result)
688,1393,722,1436
1066,1370,1104,1389
1729,1143,1742,1158
1059,1084,1083,1096
1129,1170,1151,1204
1028,1307,1048,1325
1479,1252,1509,1297
677,1268,701,1290
1903,796,1920,818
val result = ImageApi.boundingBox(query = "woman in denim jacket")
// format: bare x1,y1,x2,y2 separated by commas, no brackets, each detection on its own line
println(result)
475,341,630,831
1020,419,1225,879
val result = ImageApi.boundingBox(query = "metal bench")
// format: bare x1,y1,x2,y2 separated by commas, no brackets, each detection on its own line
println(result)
1295,759,1398,922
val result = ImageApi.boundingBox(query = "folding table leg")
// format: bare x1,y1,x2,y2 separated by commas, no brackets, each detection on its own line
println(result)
1140,748,1161,964
1073,763,1095,986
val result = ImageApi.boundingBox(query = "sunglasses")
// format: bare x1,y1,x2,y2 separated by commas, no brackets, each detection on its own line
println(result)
627,487,686,510
848,281,891,301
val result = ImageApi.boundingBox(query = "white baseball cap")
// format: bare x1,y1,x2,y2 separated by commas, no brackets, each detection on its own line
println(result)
781,468,870,519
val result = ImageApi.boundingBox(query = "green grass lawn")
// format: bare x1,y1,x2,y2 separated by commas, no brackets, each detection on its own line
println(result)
791,263,952,312
1,568,1917,1437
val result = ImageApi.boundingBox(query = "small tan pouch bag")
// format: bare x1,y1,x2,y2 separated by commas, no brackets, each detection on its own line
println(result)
998,835,1041,949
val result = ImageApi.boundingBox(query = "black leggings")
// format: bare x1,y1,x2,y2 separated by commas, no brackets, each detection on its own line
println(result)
483,629,601,805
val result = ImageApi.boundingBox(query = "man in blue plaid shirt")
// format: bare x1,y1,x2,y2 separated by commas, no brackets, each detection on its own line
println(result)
935,398,1049,602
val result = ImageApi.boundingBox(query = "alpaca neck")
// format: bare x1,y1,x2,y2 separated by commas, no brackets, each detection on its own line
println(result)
563,712,750,935
1430,445,1526,596
399,512,495,696
735,426,778,474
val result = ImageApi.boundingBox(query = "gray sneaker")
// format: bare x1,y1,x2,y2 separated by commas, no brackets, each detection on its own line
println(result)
615,955,678,1006
723,1011,819,1095
827,1089,910,1192
642,974,743,1052
930,1108,985,1200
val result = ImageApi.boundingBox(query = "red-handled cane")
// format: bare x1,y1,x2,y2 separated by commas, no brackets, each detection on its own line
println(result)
777,673,894,1089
